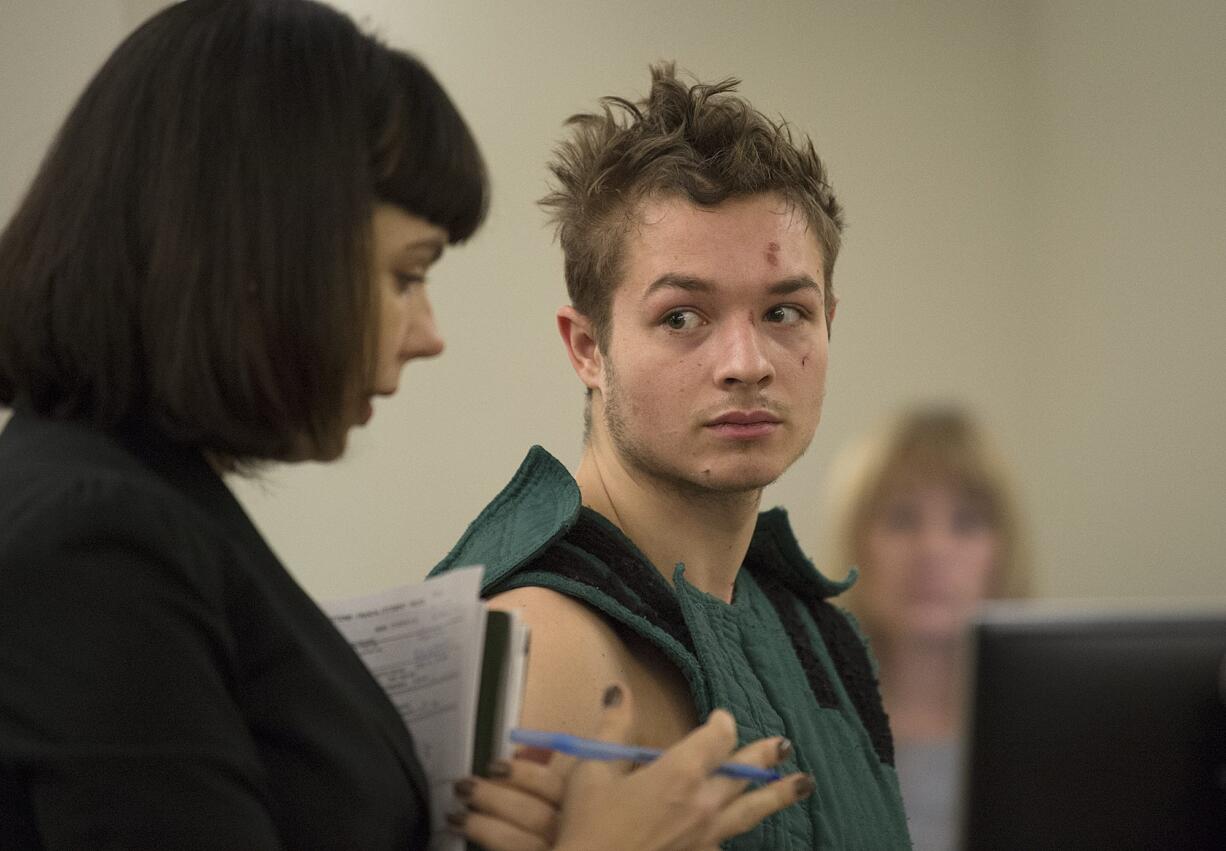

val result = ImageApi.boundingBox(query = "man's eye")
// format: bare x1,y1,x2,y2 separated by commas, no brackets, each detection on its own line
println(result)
765,305,804,324
662,310,701,330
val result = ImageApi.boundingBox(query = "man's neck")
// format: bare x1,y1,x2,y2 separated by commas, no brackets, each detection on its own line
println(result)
574,445,761,604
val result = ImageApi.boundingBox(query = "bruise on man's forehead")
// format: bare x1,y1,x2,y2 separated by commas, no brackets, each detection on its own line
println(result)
765,241,780,266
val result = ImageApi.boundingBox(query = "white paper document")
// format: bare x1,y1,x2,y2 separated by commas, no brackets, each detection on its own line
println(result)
322,566,487,851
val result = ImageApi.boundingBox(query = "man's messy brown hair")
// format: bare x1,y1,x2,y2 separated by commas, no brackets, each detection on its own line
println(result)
540,62,844,348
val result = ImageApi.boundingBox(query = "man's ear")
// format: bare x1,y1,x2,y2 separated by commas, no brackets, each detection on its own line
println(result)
825,296,838,340
557,305,604,391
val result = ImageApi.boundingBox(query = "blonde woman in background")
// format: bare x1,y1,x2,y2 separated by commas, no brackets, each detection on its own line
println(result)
823,406,1031,851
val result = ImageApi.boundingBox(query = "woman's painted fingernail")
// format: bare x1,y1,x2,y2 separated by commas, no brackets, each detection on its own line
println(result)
795,775,816,799
454,778,475,800
776,738,793,761
486,759,512,778
445,809,468,829
602,684,623,708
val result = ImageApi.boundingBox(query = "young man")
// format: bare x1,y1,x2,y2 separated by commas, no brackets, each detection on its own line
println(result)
432,66,910,849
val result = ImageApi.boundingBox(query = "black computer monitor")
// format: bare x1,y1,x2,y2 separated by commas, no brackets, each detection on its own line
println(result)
960,604,1226,850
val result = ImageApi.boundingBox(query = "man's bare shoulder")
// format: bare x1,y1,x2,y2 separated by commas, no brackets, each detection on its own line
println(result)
488,586,624,650
488,586,628,737
489,585,606,627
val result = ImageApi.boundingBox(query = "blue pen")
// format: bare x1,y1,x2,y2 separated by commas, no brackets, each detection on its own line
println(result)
509,728,782,782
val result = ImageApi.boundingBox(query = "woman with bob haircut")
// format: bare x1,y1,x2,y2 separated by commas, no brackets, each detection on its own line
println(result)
0,1,806,848
822,405,1031,851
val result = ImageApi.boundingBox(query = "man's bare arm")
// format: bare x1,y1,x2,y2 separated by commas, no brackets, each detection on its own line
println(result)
488,586,632,740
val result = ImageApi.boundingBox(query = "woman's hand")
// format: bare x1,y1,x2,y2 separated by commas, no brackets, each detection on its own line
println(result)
552,683,813,851
449,751,564,851
453,682,812,851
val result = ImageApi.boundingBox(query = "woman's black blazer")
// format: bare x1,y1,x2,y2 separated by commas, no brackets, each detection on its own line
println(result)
0,412,430,848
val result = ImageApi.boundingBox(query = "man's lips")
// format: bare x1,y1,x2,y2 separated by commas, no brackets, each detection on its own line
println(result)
707,410,781,426
705,410,781,439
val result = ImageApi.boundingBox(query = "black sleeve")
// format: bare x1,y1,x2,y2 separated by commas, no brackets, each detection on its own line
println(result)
0,479,283,849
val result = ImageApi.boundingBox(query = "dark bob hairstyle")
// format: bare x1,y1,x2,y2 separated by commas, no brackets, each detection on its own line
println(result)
0,0,487,462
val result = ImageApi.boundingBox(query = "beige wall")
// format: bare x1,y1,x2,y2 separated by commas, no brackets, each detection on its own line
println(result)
2,1,1222,602
1018,0,1226,597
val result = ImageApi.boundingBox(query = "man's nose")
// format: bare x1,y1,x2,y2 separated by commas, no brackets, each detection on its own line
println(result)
713,318,774,388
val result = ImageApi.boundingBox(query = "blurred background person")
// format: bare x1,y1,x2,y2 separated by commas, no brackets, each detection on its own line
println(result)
822,405,1031,851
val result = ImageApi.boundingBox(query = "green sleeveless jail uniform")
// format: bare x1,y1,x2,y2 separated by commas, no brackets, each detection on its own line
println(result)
431,447,911,849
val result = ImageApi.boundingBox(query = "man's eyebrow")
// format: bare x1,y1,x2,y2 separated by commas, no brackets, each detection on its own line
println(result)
642,273,713,300
767,275,824,299
642,273,824,300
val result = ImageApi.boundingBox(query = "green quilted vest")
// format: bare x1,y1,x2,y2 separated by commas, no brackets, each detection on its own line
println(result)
431,447,911,849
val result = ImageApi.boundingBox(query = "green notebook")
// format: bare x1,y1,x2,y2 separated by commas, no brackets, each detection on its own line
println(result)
467,609,529,851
